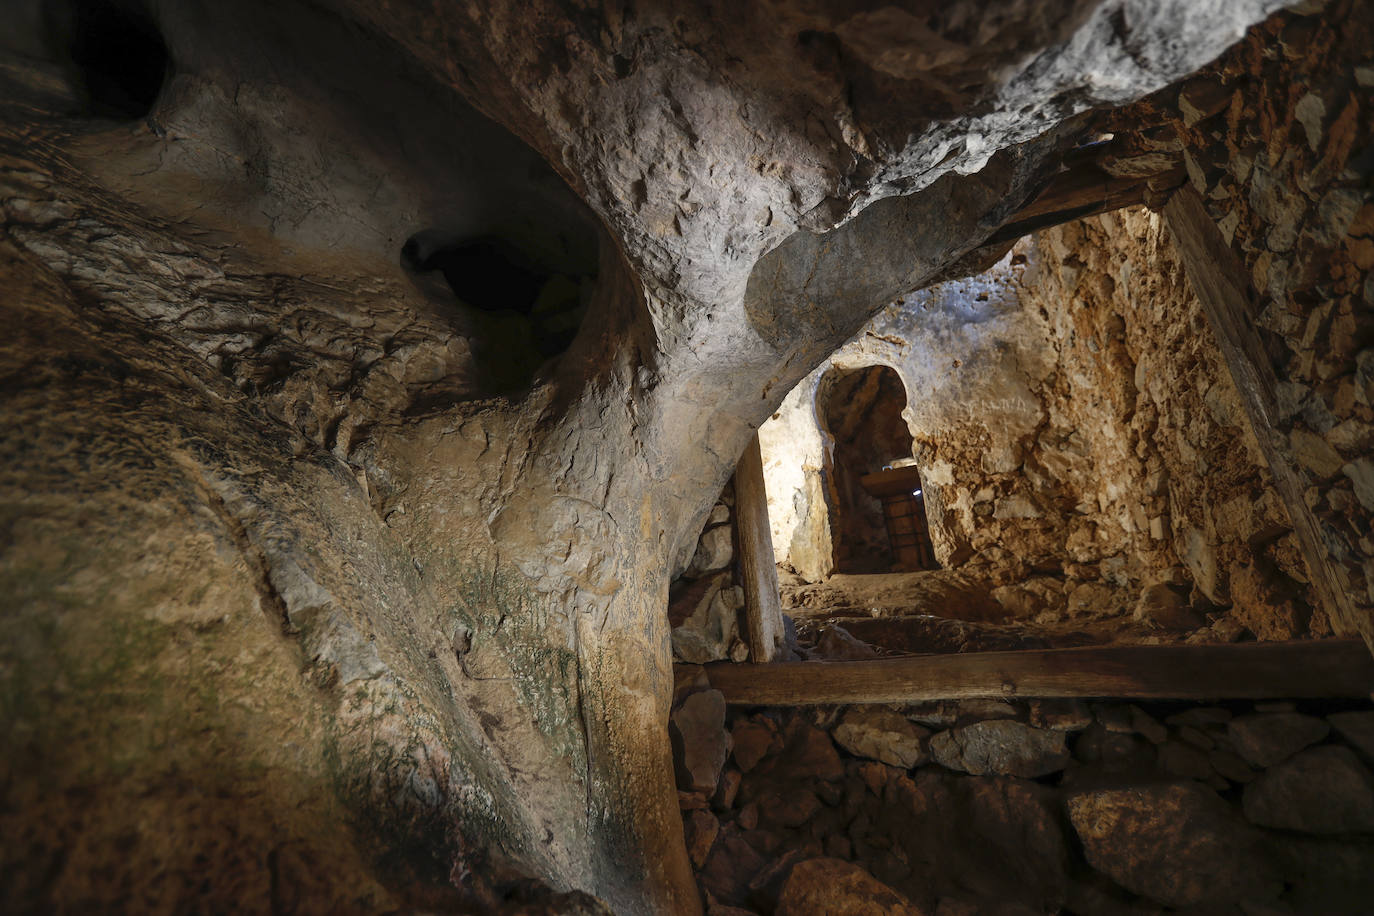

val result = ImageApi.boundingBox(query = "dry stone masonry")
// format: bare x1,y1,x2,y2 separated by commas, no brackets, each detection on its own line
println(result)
673,680,1374,916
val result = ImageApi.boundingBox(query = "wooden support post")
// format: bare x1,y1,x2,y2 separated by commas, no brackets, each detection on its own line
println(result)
694,640,1374,705
1163,186,1369,652
734,433,784,662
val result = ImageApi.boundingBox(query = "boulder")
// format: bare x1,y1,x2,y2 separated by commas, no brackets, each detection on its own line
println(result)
1328,710,1374,761
1067,782,1278,907
731,716,781,773
700,829,766,908
1227,713,1330,767
775,858,927,916
833,707,930,769
1243,746,1374,833
929,720,1069,778
684,809,720,868
671,689,729,795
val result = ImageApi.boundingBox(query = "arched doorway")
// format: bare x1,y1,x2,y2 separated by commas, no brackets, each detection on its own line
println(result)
816,365,936,574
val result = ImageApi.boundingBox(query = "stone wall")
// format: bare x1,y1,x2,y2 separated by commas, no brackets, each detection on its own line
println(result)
1121,0,1374,639
670,483,749,664
759,209,1312,637
1021,210,1311,636
673,678,1374,914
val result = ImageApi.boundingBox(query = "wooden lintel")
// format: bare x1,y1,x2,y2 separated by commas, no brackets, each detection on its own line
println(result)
694,640,1374,706
734,433,784,663
1163,186,1370,653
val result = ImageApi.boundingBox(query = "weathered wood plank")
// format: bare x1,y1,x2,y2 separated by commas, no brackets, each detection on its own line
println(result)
1163,186,1369,652
696,640,1374,705
734,433,784,663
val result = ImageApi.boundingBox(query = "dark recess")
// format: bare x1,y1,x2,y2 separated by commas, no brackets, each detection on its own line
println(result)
65,0,169,119
402,231,596,391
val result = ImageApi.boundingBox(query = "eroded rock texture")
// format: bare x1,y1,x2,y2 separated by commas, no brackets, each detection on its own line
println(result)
0,0,1353,912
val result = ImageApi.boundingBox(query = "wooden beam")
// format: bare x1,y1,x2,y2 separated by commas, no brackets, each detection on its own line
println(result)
1163,186,1369,652
696,640,1374,705
733,433,784,663
983,166,1185,248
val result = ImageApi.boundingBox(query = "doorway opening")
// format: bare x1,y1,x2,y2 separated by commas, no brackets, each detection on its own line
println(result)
816,364,937,575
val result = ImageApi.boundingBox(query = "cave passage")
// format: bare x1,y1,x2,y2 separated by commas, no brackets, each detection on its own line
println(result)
3,0,1372,913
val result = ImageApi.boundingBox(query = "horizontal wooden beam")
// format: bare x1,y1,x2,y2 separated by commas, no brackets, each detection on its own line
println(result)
985,167,1185,247
694,640,1374,705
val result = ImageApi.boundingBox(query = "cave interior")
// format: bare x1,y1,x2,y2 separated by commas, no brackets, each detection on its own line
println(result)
2,0,1374,914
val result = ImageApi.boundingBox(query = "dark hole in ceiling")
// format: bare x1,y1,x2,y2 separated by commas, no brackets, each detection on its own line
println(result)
65,0,169,119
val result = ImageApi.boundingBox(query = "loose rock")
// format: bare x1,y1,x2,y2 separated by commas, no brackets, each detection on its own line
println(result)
1327,710,1374,761
929,720,1069,778
1228,713,1330,767
1243,746,1374,833
672,689,730,795
1067,782,1278,907
775,858,927,916
731,717,780,773
833,707,930,769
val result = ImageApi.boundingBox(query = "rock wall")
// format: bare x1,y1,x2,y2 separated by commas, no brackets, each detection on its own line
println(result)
1019,209,1311,635
673,679,1374,914
670,484,749,665
1116,0,1374,642
760,209,1304,636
